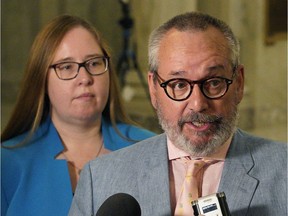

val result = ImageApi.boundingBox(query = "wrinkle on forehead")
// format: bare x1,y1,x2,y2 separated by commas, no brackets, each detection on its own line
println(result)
161,27,229,56
158,27,233,76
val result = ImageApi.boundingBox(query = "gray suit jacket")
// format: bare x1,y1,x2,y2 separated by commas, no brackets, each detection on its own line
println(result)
69,129,287,216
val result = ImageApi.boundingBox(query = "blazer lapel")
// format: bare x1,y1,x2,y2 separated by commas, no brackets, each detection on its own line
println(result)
218,131,258,216
137,134,172,215
134,132,259,215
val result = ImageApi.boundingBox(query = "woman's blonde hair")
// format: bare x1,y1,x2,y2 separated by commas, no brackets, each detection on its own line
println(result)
1,15,133,144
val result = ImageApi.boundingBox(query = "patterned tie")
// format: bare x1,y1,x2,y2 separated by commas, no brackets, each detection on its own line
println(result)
174,158,213,216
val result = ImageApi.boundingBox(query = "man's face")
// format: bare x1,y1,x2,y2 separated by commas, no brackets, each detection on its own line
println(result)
148,27,244,156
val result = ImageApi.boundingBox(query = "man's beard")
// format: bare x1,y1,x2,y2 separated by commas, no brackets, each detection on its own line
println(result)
156,102,238,157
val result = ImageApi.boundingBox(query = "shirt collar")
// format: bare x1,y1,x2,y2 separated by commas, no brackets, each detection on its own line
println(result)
167,135,232,161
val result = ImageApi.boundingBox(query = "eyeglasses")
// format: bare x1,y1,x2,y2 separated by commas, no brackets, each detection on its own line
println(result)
155,72,234,101
50,56,109,80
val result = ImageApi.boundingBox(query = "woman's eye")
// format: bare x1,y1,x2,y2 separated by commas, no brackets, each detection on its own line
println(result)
89,59,102,67
57,63,73,71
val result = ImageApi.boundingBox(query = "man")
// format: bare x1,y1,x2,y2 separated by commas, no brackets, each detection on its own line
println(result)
69,12,287,216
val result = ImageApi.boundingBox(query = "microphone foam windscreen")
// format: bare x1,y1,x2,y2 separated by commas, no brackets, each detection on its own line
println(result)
96,193,141,216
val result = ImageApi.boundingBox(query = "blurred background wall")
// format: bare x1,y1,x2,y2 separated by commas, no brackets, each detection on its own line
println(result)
1,0,287,142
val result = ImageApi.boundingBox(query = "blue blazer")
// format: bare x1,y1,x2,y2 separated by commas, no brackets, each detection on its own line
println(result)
1,116,156,216
69,129,287,216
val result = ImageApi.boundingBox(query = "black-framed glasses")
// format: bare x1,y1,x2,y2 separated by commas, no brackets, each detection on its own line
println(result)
50,56,109,80
155,72,234,101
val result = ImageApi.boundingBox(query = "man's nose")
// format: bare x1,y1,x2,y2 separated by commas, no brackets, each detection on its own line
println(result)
186,84,209,112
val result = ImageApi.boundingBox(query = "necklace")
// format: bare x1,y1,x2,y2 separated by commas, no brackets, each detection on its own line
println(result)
63,141,104,175
67,161,82,175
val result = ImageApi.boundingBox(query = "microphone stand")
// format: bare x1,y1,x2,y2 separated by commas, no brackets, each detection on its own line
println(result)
117,0,150,100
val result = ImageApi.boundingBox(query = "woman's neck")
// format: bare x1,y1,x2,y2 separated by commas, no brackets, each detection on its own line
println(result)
52,115,107,193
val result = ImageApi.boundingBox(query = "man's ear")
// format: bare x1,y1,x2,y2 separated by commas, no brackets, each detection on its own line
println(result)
235,64,245,105
147,71,157,109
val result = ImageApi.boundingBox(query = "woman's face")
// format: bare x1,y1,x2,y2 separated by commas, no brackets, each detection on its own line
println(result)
47,26,109,126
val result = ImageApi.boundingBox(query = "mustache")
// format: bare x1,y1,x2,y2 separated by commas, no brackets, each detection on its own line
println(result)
178,111,222,126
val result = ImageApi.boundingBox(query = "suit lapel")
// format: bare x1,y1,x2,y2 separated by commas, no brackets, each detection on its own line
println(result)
218,130,258,215
134,132,259,215
137,135,172,215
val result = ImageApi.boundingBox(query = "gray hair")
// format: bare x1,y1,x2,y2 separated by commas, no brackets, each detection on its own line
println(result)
148,12,240,73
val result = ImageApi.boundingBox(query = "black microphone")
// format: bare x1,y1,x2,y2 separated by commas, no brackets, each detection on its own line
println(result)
96,193,141,216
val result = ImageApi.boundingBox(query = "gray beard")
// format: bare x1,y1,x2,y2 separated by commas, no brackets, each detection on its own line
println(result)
156,103,238,157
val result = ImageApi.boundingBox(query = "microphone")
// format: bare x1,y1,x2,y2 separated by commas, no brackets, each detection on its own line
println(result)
192,192,231,216
96,193,141,216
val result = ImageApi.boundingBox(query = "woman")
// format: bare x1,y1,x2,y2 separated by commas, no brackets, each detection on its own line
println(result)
1,15,155,216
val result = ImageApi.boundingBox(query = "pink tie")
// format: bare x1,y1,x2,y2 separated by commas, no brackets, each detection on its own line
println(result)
174,158,213,216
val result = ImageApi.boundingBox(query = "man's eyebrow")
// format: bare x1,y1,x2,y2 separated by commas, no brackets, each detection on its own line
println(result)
166,65,228,78
169,70,187,76
207,65,226,72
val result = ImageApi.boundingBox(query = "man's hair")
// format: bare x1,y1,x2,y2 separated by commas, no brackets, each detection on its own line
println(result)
148,12,240,73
